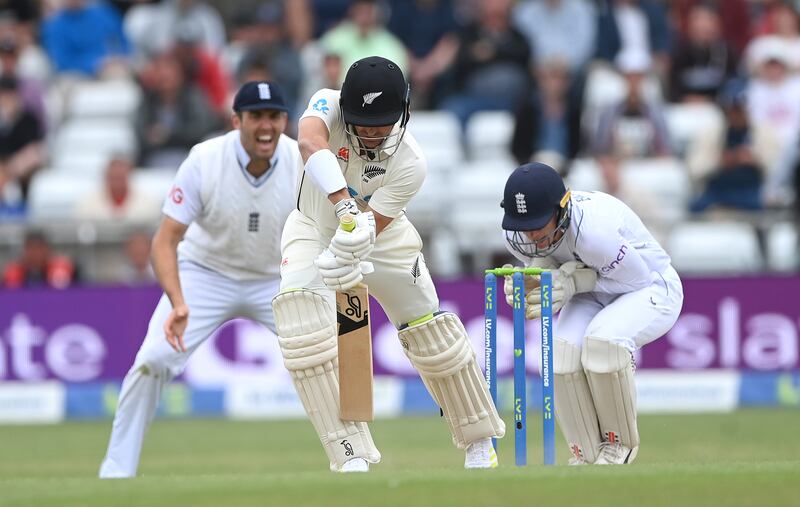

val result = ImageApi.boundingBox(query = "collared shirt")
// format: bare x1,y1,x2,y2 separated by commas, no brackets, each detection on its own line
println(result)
162,129,301,280
233,134,280,187
296,88,426,238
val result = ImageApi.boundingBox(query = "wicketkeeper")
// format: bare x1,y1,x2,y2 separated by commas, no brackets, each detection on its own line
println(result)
500,163,684,464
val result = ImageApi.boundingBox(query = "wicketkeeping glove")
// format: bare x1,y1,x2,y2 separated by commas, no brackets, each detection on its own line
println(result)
502,263,542,309
526,261,597,319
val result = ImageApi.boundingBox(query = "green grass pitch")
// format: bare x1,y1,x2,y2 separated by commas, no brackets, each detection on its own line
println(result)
1,410,798,507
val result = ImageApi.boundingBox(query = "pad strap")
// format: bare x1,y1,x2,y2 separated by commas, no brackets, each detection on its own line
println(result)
273,290,381,469
399,312,505,448
581,337,640,448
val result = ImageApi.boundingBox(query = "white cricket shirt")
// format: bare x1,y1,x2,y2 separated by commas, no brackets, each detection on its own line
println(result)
162,130,301,280
506,191,673,295
296,88,427,237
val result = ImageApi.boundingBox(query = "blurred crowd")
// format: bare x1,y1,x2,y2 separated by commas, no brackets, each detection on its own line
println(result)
2,0,800,287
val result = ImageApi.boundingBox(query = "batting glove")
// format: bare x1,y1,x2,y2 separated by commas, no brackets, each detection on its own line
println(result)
329,211,375,262
314,249,364,291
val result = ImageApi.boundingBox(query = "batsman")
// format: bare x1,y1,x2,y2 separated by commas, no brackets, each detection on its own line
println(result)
500,163,684,465
272,56,504,472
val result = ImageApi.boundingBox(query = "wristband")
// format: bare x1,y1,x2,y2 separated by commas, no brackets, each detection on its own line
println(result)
305,149,347,196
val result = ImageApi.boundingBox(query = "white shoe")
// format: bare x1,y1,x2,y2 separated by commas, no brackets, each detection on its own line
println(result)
340,457,369,473
594,442,638,465
464,438,498,469
568,456,589,466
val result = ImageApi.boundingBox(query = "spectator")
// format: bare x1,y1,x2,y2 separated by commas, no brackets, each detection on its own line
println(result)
512,0,596,74
0,76,44,202
124,0,226,60
119,230,155,284
672,0,751,58
592,50,671,193
691,91,763,212
745,38,800,173
170,22,231,115
310,0,352,38
511,58,583,171
595,0,671,78
0,0,40,44
0,35,45,128
387,0,460,108
670,4,736,102
75,156,161,223
439,0,531,128
746,3,800,72
228,3,303,115
2,230,79,289
41,0,130,77
0,13,51,84
319,0,408,85
136,51,219,167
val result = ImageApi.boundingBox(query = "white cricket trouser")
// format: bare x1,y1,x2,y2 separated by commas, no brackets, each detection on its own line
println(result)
280,210,439,326
555,265,684,353
99,261,280,478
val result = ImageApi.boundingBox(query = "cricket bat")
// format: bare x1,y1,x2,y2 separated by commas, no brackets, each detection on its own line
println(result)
336,214,374,422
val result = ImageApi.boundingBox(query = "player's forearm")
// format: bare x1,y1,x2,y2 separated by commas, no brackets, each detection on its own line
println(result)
150,231,185,308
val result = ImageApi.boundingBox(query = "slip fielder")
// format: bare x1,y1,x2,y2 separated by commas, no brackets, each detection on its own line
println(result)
99,81,301,478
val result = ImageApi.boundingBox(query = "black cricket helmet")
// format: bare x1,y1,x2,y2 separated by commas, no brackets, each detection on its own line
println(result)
340,56,410,161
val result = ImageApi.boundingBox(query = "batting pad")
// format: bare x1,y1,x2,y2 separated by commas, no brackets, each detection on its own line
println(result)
272,290,381,470
581,337,640,448
398,312,505,448
553,339,602,463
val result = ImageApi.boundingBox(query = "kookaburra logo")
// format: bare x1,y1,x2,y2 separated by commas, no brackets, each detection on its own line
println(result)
515,193,527,214
362,92,382,107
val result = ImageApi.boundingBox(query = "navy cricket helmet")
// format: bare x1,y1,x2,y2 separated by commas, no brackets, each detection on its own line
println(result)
501,162,572,257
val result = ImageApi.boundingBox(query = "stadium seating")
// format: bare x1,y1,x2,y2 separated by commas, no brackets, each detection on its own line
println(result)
447,160,515,268
66,79,142,120
27,169,97,220
667,222,764,273
52,119,138,174
464,111,515,163
766,222,798,272
407,110,464,168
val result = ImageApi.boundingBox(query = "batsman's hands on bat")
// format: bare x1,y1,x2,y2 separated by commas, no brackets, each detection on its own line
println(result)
526,261,597,319
328,211,375,262
501,264,541,308
315,249,369,291
164,303,189,353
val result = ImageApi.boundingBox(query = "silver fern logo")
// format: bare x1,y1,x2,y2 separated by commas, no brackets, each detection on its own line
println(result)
411,256,421,284
515,193,527,214
362,91,382,107
362,164,386,182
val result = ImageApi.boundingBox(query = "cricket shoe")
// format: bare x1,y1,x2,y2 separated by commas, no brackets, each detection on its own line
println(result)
464,438,498,469
568,456,589,466
594,442,638,465
340,457,369,473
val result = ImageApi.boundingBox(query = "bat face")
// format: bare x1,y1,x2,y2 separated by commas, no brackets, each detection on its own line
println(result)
336,285,374,422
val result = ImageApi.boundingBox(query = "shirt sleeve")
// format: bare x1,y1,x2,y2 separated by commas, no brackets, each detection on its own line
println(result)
366,157,426,218
581,232,653,294
300,88,339,134
161,148,202,225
